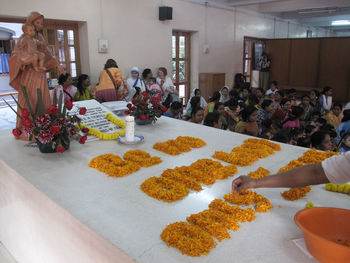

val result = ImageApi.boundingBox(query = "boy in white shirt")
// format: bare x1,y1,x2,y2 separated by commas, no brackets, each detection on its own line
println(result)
266,81,279,96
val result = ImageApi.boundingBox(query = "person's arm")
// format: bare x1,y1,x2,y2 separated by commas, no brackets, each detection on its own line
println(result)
232,163,328,192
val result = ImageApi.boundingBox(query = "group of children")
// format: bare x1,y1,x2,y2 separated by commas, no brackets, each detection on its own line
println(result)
179,78,350,153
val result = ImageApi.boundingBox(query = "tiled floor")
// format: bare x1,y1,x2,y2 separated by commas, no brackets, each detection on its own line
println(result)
0,242,16,263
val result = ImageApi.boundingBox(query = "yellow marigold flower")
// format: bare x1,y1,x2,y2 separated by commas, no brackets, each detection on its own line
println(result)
160,222,216,257
281,186,311,201
247,167,270,179
212,165,238,180
140,177,189,202
224,190,257,206
161,169,202,191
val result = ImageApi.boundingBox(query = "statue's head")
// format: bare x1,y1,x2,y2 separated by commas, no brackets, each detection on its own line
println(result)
26,12,44,31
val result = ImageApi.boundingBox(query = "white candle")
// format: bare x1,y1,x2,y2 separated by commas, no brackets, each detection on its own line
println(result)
125,115,135,142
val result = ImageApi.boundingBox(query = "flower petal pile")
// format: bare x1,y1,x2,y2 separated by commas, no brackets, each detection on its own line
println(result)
141,159,237,202
123,149,162,167
224,190,273,213
213,138,280,166
278,149,339,201
89,150,161,178
161,193,271,256
247,167,270,179
153,136,206,155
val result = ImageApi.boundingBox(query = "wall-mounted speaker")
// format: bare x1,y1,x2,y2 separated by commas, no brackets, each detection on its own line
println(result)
159,6,173,21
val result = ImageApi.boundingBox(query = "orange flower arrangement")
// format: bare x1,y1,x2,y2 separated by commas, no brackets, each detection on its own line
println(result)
153,136,206,155
160,222,216,257
89,154,140,177
297,149,339,164
140,176,189,202
224,190,273,213
175,136,206,148
208,199,255,222
212,165,238,180
278,148,338,201
161,168,203,191
187,209,240,241
213,138,280,166
247,167,270,179
280,186,311,201
123,149,162,167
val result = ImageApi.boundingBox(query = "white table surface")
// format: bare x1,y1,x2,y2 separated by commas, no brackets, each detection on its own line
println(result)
0,116,349,263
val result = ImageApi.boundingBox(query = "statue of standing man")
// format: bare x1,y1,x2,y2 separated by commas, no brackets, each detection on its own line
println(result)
9,11,64,140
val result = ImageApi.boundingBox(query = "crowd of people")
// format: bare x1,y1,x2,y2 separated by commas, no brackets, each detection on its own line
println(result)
50,59,350,153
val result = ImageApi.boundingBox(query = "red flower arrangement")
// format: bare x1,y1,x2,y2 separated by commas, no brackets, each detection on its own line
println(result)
127,91,165,123
9,86,88,153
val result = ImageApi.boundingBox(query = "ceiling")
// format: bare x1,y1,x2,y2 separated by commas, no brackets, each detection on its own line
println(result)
181,0,350,35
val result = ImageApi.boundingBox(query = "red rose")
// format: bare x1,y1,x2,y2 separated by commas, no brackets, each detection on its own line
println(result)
79,107,87,115
49,124,61,135
161,107,167,113
151,97,158,104
142,91,148,97
131,106,136,111
12,128,22,137
21,108,30,119
22,119,33,128
65,100,73,110
81,127,89,133
56,146,66,153
127,103,132,109
140,101,146,106
131,99,136,104
48,105,58,115
79,135,87,144
140,114,147,121
124,110,130,115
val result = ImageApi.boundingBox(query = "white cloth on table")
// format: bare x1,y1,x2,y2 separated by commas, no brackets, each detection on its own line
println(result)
322,151,350,184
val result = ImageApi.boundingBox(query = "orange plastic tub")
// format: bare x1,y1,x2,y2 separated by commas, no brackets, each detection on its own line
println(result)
294,207,350,263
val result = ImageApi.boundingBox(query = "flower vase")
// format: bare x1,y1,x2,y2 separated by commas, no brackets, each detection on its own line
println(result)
36,140,70,153
135,118,152,125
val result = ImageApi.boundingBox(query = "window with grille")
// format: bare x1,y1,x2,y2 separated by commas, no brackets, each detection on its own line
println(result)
172,31,191,105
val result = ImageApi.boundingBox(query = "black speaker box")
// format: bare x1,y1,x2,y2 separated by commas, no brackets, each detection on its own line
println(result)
159,6,173,20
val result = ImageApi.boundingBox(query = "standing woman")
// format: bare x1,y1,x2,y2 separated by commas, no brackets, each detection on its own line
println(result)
259,53,271,91
95,59,126,103
157,67,179,103
9,11,64,140
126,67,146,101
75,74,95,101
319,86,333,113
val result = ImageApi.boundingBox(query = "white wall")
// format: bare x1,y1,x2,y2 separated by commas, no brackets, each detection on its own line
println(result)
0,0,336,91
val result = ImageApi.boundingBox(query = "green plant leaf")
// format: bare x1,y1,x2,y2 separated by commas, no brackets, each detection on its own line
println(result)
1,98,23,120
53,89,57,106
10,94,22,111
21,85,35,120
37,89,44,117
58,90,63,117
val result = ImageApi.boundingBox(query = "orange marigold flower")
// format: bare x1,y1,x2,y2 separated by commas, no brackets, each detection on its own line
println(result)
281,186,311,201
123,149,162,167
208,199,255,222
153,136,206,155
247,167,270,179
160,222,216,257
161,168,202,191
140,176,189,202
212,165,238,180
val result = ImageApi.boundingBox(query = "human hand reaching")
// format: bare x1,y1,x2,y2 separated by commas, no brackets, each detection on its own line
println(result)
232,176,257,193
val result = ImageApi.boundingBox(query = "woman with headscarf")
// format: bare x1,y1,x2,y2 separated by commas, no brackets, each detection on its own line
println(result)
219,86,230,104
95,58,126,103
126,67,146,102
9,11,64,140
185,88,207,111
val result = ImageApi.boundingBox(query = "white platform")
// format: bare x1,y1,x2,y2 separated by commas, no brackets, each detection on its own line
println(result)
0,116,349,263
